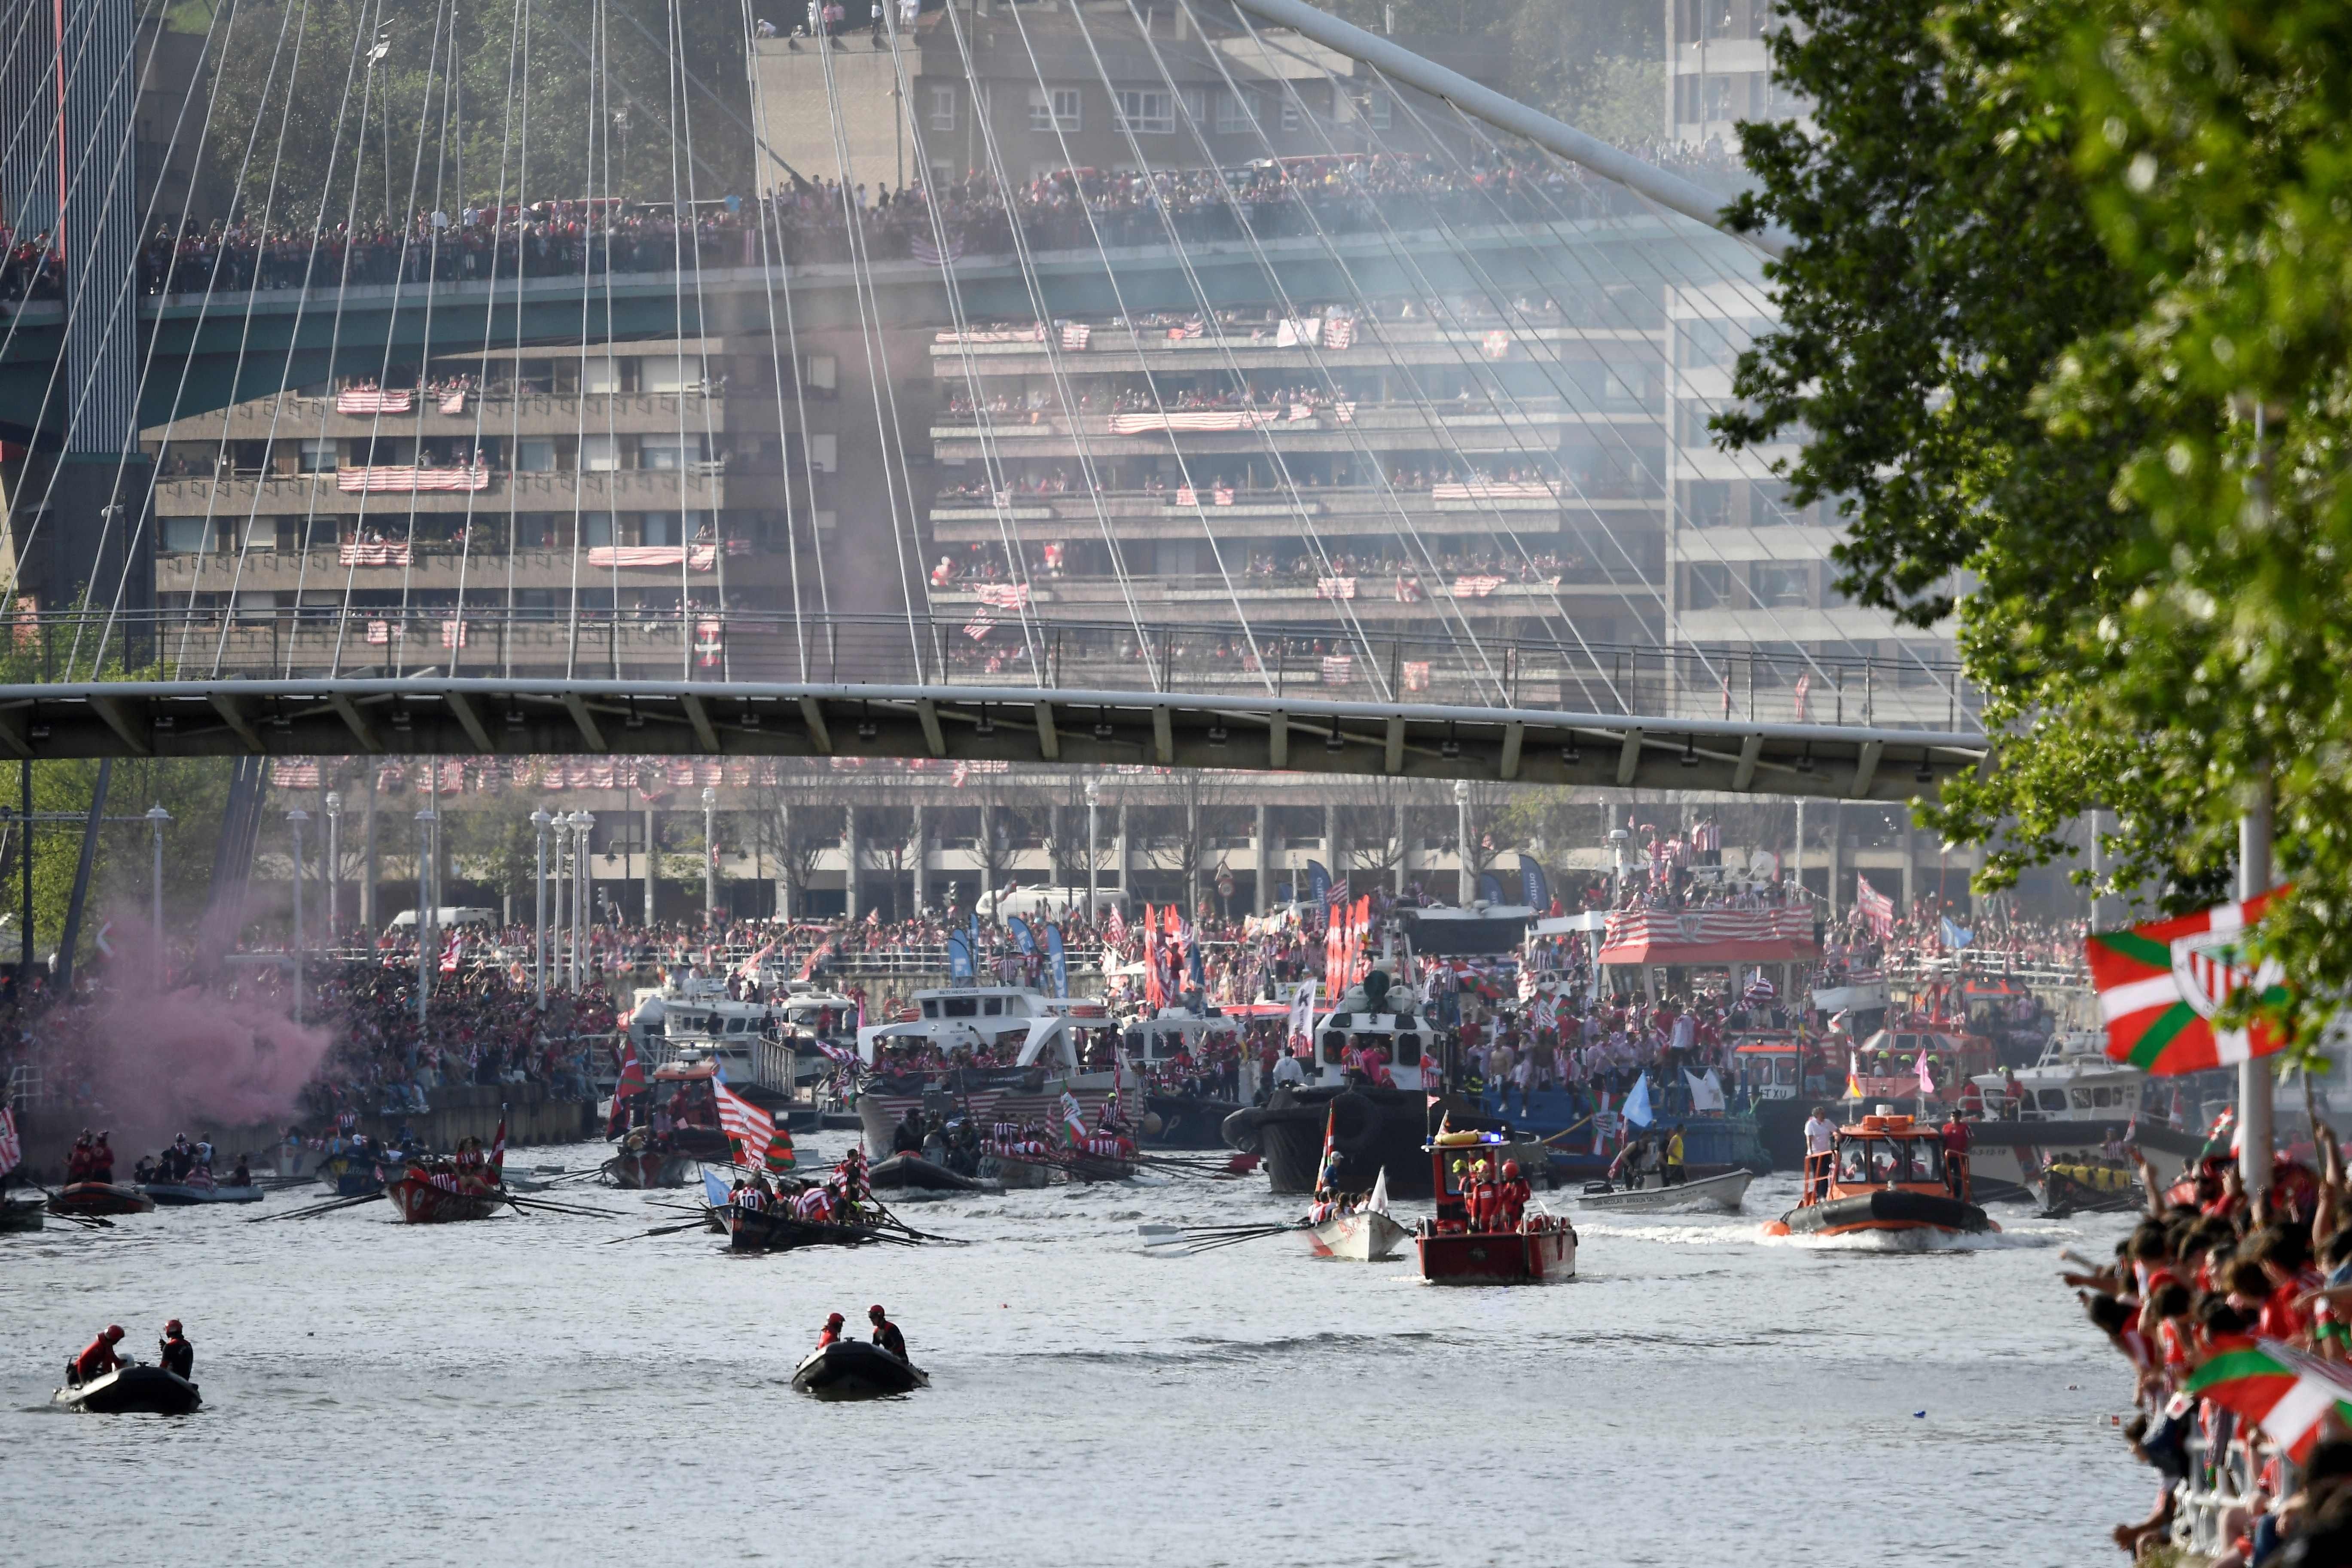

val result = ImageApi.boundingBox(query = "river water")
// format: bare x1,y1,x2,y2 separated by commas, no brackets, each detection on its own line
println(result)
6,1134,2147,1567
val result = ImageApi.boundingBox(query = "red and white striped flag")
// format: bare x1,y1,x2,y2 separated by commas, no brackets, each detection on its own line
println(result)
0,1104,19,1174
714,1080,775,1170
1103,905,1126,943
439,933,462,973
1855,876,1894,940
490,1110,507,1178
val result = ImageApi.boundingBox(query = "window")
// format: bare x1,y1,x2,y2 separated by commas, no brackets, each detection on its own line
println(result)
1280,94,1303,132
982,997,1002,1016
582,355,622,394
639,512,677,547
642,356,692,393
1028,85,1081,133
1686,479,1732,528
1366,88,1391,129
1752,563,1810,607
943,997,978,1017
162,517,209,553
804,353,837,391
580,433,619,472
1115,88,1174,134
1686,561,1731,609
1214,88,1256,135
926,84,957,133
582,512,616,548
298,437,337,473
809,432,837,473
516,438,556,472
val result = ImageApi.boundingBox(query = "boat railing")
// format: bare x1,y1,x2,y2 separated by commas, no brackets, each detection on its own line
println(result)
2171,1422,2261,1557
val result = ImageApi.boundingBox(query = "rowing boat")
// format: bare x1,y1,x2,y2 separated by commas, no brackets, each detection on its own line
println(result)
1577,1168,1754,1215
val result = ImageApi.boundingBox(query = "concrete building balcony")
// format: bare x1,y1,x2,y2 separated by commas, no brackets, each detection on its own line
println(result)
927,399,1653,460
146,390,741,443
930,570,1649,621
924,485,1660,543
154,542,782,595
151,467,729,516
926,322,1663,376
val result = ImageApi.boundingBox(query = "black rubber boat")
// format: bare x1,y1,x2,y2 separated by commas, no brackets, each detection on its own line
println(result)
867,1154,993,1193
52,1364,202,1415
790,1340,928,1401
1777,1188,1992,1236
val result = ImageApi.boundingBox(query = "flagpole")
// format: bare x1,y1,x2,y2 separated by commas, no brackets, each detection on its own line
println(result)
2239,775,2274,1198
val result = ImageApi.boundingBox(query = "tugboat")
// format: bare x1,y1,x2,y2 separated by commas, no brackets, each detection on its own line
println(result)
1763,1107,1995,1239
1413,1129,1577,1284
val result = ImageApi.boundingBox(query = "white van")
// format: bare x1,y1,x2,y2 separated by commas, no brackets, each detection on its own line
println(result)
384,906,499,932
974,885,1129,924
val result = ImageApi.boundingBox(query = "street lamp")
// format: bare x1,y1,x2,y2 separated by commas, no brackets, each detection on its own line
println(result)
146,804,170,988
1452,780,1472,907
1083,777,1101,922
323,791,342,941
415,807,437,1035
531,808,551,1007
287,808,309,1025
702,785,719,927
571,811,595,986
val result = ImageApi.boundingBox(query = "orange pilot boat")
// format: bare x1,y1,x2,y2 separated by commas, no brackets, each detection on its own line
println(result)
1414,1129,1577,1284
1764,1108,1995,1239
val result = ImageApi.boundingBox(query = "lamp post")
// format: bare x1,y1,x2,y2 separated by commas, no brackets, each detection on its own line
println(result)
1084,776,1101,922
323,791,342,942
702,785,719,928
146,805,170,988
287,808,309,1025
572,811,595,987
415,807,437,1036
1452,779,1472,906
531,808,551,1007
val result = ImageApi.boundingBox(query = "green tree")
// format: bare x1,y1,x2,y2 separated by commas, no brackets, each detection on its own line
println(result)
1722,0,2352,1054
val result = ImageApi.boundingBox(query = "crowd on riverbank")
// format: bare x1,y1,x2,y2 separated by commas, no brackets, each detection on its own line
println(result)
2073,1135,2352,1564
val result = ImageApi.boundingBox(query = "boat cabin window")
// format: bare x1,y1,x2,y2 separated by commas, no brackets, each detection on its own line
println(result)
983,997,1003,1016
1393,1033,1422,1067
943,998,978,1018
1836,1137,1943,1184
2038,1089,2067,1112
1320,1030,1346,1065
1775,1058,1797,1085
922,1000,940,1019
1123,1029,1145,1056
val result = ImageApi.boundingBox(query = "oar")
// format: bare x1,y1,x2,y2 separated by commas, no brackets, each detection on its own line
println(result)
1187,1221,1311,1254
248,1191,386,1223
27,1186,114,1227
601,1217,713,1245
863,1196,964,1244
1138,1221,1291,1245
502,1192,623,1220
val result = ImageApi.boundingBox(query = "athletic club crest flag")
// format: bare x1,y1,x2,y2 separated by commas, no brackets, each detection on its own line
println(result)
2085,888,2289,1075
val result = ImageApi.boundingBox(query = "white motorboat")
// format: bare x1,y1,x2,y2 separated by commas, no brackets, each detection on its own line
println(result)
1965,1031,2150,1200
1306,1169,1411,1260
1577,1168,1754,1214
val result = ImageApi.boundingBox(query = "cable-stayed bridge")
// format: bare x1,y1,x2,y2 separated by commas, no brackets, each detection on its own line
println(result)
0,0,1972,802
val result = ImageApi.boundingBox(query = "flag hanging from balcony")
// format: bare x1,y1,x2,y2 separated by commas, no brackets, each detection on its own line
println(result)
2086,888,2290,1075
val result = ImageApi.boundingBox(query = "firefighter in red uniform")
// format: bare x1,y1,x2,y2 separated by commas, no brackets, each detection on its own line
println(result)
73,1324,126,1383
817,1312,846,1348
1465,1159,1498,1233
1497,1159,1532,1231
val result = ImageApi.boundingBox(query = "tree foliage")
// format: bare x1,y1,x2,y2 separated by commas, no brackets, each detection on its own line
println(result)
1725,0,2352,1056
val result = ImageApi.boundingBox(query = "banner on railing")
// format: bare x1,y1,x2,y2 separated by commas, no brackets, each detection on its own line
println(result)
337,464,489,493
339,541,413,567
1320,655,1354,686
973,583,1030,610
1453,574,1507,598
336,388,413,414
1315,576,1356,600
1402,660,1431,692
695,617,724,668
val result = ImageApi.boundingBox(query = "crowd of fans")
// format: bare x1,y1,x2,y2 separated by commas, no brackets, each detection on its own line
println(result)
2075,1133,2352,1564
0,143,1750,309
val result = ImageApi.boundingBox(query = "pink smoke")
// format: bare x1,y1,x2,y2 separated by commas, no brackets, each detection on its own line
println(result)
72,913,334,1148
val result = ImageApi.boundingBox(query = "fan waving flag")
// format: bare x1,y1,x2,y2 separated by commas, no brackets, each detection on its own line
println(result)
2187,1337,2352,1464
2086,888,2289,1075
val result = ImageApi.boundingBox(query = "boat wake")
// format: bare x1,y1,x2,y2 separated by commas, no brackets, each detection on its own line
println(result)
1753,1224,2056,1254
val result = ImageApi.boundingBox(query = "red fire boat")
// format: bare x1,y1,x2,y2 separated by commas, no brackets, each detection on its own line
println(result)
1413,1129,1577,1284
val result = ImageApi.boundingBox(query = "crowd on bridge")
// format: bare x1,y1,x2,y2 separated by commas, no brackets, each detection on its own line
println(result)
0,140,1748,309
2075,1130,2352,1563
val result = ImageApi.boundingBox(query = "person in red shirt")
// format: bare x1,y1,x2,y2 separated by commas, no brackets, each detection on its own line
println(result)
816,1312,846,1348
73,1324,125,1383
1496,1159,1531,1230
1939,1113,1973,1198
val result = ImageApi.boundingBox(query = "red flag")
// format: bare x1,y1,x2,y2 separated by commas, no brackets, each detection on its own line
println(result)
1143,906,1163,1011
490,1110,507,1178
615,1040,646,1097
